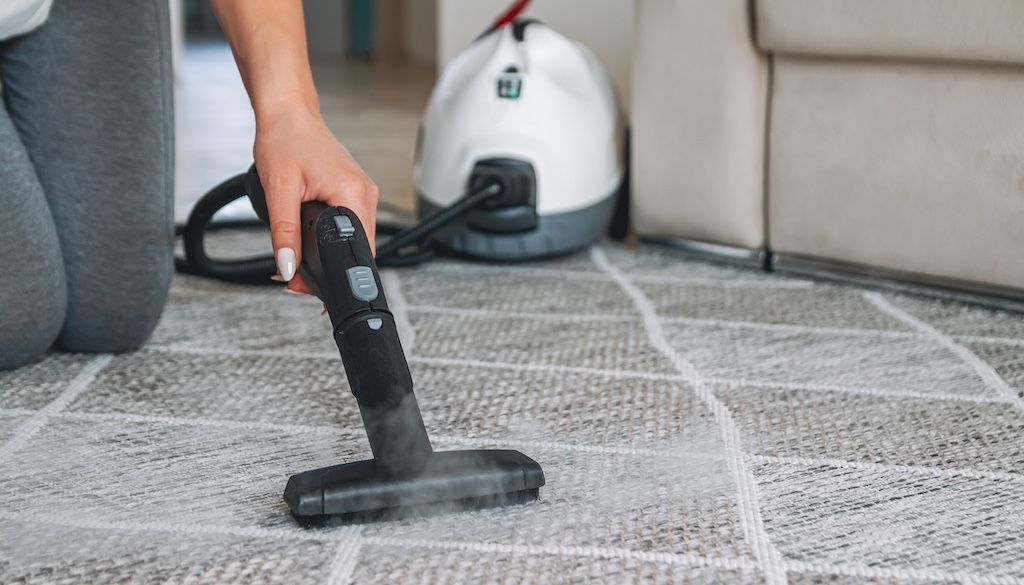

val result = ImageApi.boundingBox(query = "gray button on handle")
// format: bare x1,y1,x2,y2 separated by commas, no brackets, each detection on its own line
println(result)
334,215,356,237
346,266,379,302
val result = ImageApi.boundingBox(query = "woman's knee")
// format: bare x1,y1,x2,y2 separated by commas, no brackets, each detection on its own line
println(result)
57,242,173,354
0,271,66,370
0,110,67,370
0,214,66,369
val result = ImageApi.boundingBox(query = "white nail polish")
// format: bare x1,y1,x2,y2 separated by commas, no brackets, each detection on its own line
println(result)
283,288,303,295
276,248,296,281
270,274,285,282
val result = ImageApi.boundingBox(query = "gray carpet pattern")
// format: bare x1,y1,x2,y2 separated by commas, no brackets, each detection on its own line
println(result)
1,243,1022,584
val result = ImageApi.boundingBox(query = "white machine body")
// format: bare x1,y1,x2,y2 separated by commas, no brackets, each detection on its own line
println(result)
414,20,624,259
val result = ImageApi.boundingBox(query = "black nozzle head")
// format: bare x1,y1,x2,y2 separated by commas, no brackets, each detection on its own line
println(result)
283,449,545,525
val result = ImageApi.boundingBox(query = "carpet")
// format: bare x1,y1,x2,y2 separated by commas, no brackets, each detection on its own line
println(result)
1,242,1022,584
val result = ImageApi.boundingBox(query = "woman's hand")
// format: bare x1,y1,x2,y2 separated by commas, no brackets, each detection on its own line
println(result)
254,103,378,294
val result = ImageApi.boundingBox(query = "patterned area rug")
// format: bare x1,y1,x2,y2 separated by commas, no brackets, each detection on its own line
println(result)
1,242,1022,584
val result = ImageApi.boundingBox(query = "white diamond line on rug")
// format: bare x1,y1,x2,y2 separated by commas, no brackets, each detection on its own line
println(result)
591,247,790,585
0,355,112,463
864,291,1024,413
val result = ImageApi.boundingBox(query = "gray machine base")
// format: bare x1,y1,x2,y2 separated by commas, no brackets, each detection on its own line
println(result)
418,193,617,261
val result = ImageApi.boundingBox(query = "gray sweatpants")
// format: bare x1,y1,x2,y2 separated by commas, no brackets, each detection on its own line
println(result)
0,0,174,370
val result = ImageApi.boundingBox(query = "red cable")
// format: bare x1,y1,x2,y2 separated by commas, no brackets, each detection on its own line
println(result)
494,0,531,27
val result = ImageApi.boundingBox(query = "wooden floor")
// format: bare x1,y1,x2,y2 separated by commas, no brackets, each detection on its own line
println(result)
174,43,435,223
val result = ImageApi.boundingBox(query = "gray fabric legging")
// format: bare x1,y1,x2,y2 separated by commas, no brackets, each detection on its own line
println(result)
0,0,174,370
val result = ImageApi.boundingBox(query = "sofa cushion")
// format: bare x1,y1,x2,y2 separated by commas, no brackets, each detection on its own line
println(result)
756,0,1024,66
767,57,1024,291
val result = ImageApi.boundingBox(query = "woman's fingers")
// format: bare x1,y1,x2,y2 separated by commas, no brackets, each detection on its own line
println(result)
286,275,314,295
274,174,378,296
262,169,304,282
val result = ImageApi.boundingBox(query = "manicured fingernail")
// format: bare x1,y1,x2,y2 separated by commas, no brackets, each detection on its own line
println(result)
321,304,329,315
283,288,303,295
276,248,296,281
270,274,285,282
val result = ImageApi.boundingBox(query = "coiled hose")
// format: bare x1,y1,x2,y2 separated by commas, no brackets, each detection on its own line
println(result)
175,178,503,284
175,173,278,284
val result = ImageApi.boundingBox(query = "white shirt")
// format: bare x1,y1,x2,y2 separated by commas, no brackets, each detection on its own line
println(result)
0,0,52,41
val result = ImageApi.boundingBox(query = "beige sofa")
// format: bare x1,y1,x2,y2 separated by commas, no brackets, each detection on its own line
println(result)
632,0,1024,301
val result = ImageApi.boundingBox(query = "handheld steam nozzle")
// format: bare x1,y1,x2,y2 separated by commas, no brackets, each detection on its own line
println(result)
244,166,545,523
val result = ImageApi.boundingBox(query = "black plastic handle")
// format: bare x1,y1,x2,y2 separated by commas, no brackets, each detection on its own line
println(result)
246,166,434,474
304,205,434,474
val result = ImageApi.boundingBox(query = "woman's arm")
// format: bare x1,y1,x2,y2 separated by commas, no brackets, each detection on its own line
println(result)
211,0,378,292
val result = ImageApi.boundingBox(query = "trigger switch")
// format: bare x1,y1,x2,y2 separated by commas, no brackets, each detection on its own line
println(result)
333,215,356,238
346,266,378,302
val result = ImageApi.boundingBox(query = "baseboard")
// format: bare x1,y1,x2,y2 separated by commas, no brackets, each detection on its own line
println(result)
640,236,769,270
639,236,1024,313
772,254,1024,314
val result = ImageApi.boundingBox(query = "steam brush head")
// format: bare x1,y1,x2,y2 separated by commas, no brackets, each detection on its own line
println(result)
284,449,545,524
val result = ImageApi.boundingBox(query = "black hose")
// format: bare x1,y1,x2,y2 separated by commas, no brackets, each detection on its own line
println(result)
376,182,502,267
177,173,278,285
175,179,503,282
